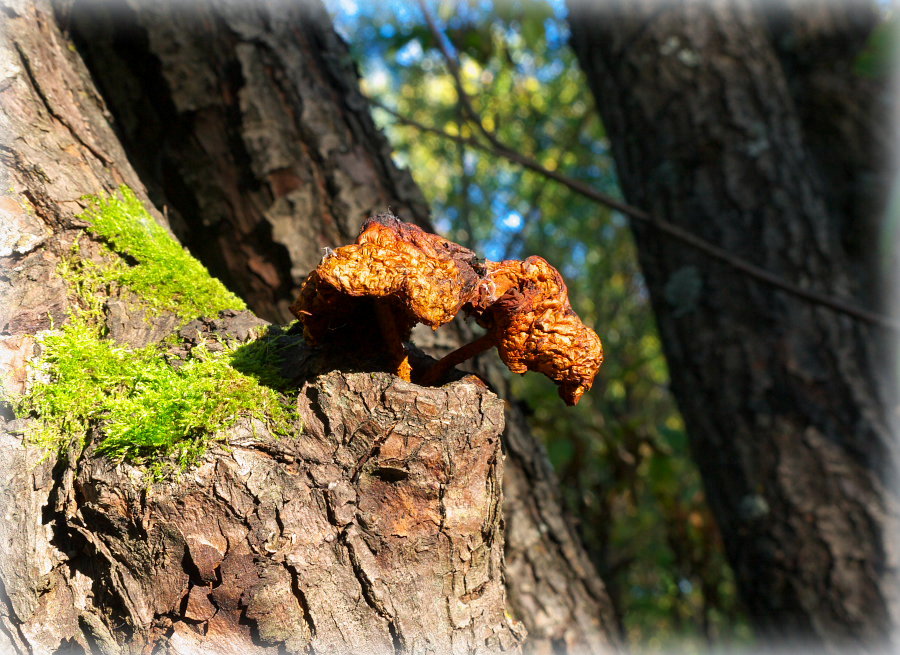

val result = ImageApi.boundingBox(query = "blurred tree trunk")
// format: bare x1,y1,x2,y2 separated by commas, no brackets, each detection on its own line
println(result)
568,0,898,651
0,0,620,652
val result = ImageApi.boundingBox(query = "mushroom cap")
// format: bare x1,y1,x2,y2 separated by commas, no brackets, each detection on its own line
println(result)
291,214,481,343
471,256,604,406
290,216,603,405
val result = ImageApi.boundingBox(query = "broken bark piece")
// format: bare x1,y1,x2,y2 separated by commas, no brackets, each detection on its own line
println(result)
291,215,602,403
184,586,217,623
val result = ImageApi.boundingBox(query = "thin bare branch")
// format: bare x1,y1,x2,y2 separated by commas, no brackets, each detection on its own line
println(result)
416,0,504,148
502,110,592,260
369,98,900,332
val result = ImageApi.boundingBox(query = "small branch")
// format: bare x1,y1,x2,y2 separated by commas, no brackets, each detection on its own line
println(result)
457,115,475,249
416,0,499,148
369,99,900,332
502,110,592,260
419,332,496,386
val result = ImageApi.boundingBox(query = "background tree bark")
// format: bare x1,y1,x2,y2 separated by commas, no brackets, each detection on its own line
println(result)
52,0,621,652
1,0,619,652
568,0,898,651
57,0,430,324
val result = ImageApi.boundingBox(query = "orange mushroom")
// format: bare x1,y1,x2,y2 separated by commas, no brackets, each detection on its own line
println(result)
423,256,603,405
290,214,482,381
473,257,603,405
291,214,603,404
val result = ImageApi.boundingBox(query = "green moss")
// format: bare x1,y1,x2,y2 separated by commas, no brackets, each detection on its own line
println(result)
77,186,245,320
15,186,298,479
19,317,295,477
230,331,296,390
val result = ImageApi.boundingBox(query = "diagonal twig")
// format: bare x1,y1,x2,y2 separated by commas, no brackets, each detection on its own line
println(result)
416,0,500,148
370,98,900,332
380,9,899,331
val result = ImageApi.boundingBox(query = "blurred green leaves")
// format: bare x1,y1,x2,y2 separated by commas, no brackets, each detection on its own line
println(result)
855,9,897,78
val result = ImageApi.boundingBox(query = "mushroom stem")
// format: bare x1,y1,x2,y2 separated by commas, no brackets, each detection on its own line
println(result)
375,302,412,381
419,332,496,386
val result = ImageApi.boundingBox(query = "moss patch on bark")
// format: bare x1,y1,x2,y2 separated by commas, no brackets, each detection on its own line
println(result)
15,187,297,478
74,186,246,320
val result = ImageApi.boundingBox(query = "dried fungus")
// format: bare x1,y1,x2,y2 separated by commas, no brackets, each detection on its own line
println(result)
290,214,603,404
470,257,604,405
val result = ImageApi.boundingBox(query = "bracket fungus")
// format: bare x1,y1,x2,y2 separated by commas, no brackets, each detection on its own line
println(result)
290,214,603,405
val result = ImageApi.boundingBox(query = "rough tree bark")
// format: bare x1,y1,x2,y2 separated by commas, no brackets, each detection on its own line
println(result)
0,0,619,653
568,0,898,651
7,352,520,654
52,1,621,652
1,1,523,652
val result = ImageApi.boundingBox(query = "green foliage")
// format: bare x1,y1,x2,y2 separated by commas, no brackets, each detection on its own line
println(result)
77,186,246,320
855,10,897,78
15,186,295,479
329,0,749,648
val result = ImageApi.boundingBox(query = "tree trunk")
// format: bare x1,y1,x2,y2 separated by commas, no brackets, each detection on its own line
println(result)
50,1,621,652
1,2,522,651
3,331,520,654
568,0,898,651
55,0,431,325
1,1,619,652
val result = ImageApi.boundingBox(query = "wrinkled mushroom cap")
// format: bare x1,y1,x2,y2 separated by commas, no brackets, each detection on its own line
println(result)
291,215,603,405
471,257,604,405
291,214,481,343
